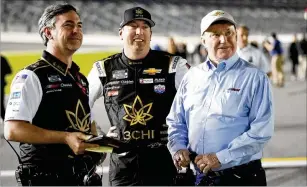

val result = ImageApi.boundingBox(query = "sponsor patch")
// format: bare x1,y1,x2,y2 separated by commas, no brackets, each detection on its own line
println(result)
14,74,28,83
11,83,24,91
128,61,142,65
172,57,179,70
45,83,72,89
60,83,73,88
154,78,165,83
107,81,120,86
10,92,21,99
95,61,105,76
46,89,62,93
8,101,20,106
107,90,119,96
143,68,162,75
120,80,134,85
46,84,60,89
112,69,128,80
106,86,121,91
139,78,153,84
48,74,62,82
154,84,165,94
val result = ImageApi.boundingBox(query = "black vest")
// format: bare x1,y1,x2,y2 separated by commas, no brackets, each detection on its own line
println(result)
20,51,91,163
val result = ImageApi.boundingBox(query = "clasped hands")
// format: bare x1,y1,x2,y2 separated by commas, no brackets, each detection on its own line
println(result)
174,149,221,174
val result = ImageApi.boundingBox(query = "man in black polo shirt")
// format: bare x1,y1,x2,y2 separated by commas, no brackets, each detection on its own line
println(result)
88,6,190,186
4,3,102,186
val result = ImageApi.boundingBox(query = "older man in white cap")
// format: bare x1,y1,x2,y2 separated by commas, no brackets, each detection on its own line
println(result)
166,10,273,186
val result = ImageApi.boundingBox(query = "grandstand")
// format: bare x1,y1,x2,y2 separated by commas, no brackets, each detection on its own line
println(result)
1,0,306,36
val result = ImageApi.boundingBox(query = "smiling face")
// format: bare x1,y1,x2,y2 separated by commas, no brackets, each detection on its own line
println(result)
119,20,152,57
47,10,83,53
202,22,237,63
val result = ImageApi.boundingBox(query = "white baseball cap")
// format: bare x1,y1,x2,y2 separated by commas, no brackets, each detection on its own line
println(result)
200,10,237,35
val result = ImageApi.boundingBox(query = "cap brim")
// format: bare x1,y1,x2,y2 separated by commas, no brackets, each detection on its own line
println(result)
120,18,155,28
201,17,236,35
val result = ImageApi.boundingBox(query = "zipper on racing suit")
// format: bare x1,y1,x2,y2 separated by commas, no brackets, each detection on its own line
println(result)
134,66,142,184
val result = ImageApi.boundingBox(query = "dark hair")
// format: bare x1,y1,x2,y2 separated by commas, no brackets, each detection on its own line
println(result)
271,32,277,39
38,3,80,46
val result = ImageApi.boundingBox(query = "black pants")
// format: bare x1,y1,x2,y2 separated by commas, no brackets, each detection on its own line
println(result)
15,164,101,186
109,146,176,186
198,160,267,186
291,57,299,76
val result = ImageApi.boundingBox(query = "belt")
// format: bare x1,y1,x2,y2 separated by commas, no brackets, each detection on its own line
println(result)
208,159,262,177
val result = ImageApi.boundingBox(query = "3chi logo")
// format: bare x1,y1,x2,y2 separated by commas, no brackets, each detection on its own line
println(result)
135,8,143,16
123,95,153,126
66,100,90,132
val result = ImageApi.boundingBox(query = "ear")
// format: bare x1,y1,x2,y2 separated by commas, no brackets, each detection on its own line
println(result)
119,28,123,40
201,36,206,46
43,27,53,40
150,30,152,41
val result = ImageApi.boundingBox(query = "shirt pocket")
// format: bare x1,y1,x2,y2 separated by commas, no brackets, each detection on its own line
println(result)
219,90,242,115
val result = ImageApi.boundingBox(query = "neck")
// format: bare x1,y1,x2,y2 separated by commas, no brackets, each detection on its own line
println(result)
124,47,150,60
46,45,73,67
208,56,218,67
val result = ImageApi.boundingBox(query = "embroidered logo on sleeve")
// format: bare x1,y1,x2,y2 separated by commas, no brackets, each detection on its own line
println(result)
10,92,21,99
13,74,28,83
95,61,107,77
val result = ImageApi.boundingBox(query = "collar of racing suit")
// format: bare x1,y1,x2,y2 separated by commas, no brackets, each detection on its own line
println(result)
121,49,154,66
41,50,80,76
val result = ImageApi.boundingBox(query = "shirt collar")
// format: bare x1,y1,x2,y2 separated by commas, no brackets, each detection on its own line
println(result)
121,49,151,65
203,53,239,72
41,50,80,76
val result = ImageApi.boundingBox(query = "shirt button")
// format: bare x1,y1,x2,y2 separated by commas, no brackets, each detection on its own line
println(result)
243,152,246,156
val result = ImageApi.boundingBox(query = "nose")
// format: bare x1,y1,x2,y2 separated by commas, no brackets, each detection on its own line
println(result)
219,35,226,43
136,27,144,35
72,25,82,34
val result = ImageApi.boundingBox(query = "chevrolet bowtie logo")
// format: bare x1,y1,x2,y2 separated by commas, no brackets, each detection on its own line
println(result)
212,11,224,16
143,68,162,75
123,95,153,126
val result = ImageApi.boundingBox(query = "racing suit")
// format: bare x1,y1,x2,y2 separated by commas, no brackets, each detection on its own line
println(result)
5,51,102,186
88,50,190,185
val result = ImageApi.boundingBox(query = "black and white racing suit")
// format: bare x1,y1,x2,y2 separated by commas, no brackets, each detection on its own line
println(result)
87,50,190,186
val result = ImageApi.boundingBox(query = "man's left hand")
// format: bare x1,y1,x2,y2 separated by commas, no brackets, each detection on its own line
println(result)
194,153,221,174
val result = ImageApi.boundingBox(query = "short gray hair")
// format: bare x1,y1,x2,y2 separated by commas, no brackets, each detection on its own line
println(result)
38,3,80,46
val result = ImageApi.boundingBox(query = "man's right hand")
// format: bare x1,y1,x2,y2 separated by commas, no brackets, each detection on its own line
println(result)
173,149,191,170
65,132,99,155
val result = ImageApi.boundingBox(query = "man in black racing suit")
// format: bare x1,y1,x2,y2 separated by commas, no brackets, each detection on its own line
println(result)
87,6,190,186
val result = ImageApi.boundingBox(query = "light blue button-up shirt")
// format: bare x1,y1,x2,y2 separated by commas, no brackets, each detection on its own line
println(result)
167,53,274,171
